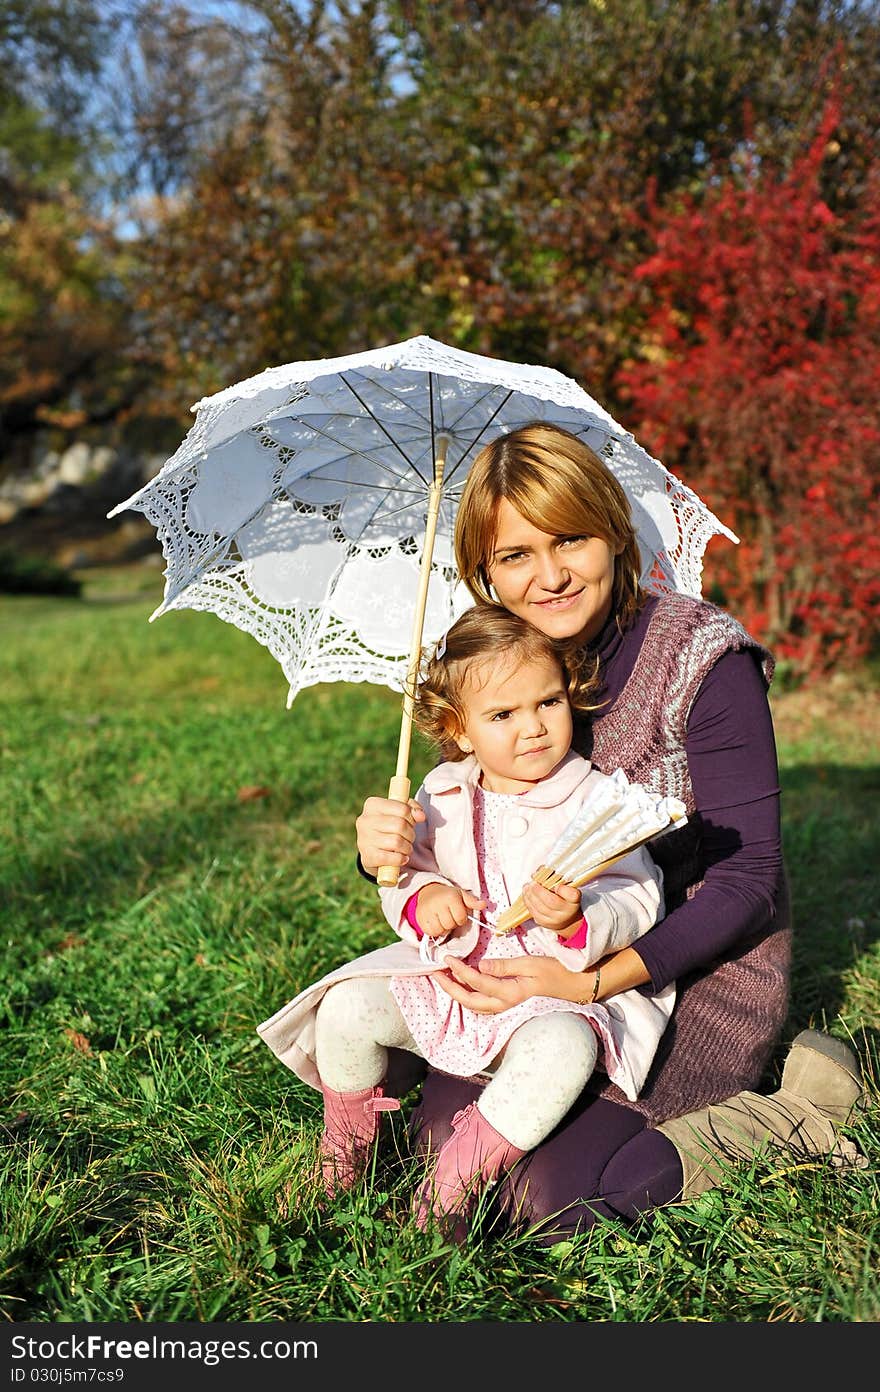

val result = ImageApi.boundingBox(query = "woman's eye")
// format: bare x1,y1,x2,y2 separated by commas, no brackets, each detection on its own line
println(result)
497,550,526,564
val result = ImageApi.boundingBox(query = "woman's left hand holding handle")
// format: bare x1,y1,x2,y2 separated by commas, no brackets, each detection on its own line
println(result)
355,795,426,877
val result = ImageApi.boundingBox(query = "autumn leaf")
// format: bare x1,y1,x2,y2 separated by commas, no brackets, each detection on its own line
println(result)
57,933,85,952
237,785,272,802
63,1029,92,1055
617,96,880,680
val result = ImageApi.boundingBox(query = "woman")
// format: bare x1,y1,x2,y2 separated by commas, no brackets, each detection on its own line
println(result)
355,422,865,1242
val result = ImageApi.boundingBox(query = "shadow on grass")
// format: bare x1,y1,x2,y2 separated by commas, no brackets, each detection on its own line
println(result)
5,758,877,1049
779,760,880,1039
3,784,358,935
1,786,383,1079
7,753,878,937
6,805,258,918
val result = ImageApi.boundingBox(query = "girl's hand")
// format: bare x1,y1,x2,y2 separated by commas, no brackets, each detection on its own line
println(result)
355,795,426,876
435,953,598,1013
520,878,584,937
415,883,486,939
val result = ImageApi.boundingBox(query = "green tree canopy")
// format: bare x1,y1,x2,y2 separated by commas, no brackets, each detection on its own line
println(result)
126,0,880,409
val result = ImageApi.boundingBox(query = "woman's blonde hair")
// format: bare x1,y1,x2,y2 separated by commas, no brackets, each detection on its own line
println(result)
454,422,645,630
413,604,596,763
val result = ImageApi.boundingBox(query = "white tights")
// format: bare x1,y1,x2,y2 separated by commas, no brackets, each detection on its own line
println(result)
314,976,598,1152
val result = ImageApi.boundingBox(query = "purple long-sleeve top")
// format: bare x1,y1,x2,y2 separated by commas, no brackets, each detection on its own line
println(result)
582,597,783,995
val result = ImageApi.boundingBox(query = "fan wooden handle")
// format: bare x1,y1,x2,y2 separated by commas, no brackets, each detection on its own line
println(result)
376,774,413,887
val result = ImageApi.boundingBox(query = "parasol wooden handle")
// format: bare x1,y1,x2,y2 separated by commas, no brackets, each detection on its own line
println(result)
376,774,413,887
375,433,449,889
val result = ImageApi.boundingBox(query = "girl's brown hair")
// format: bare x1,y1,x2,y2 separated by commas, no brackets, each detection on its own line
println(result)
413,604,596,763
454,422,645,631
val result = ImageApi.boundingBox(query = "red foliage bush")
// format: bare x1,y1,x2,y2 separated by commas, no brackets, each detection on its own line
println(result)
616,101,880,681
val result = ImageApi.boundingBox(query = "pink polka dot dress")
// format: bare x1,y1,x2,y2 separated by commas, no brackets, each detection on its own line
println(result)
390,784,622,1080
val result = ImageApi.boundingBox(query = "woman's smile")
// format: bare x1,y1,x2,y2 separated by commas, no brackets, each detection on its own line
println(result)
533,589,584,611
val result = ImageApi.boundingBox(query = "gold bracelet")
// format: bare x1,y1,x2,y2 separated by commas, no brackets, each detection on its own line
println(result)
590,966,601,1003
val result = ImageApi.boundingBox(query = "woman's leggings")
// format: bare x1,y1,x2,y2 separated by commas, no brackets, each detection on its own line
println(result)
409,1067,685,1245
314,976,599,1152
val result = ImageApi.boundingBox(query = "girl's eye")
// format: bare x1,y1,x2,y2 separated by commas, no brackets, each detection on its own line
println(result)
490,710,511,721
559,535,588,548
497,551,526,564
540,697,562,708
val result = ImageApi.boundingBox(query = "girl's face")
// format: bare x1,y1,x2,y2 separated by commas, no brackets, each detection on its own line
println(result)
486,497,618,646
454,649,573,794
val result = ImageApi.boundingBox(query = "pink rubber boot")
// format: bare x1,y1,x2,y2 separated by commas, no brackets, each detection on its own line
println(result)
414,1103,526,1239
319,1084,400,1198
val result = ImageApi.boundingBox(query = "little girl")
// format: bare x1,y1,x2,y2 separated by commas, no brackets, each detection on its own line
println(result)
257,606,674,1235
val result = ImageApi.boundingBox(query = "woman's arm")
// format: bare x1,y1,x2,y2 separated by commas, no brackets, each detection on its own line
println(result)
633,647,783,992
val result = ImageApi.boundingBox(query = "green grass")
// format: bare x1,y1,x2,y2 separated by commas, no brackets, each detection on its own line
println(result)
1,567,878,1323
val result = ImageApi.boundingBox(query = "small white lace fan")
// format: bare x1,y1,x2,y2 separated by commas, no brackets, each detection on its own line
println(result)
492,770,688,935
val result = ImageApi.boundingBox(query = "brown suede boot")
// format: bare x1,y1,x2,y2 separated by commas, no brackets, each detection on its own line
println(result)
780,1028,863,1123
656,1029,867,1199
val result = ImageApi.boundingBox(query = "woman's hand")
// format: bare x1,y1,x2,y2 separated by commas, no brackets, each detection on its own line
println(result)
434,945,650,1014
435,953,598,1013
355,795,426,876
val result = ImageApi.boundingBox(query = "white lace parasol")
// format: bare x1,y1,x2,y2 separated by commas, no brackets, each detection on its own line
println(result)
110,334,736,707
109,334,732,885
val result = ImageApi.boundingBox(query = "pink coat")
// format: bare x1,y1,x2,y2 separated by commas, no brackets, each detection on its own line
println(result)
380,751,664,977
257,751,674,1101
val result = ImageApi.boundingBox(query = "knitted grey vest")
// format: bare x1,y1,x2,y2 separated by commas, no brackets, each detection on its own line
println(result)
581,593,791,1124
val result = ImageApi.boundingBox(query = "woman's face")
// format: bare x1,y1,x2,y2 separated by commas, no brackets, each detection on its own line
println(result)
486,497,618,645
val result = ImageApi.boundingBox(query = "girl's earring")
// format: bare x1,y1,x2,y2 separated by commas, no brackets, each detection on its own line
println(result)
458,736,473,754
